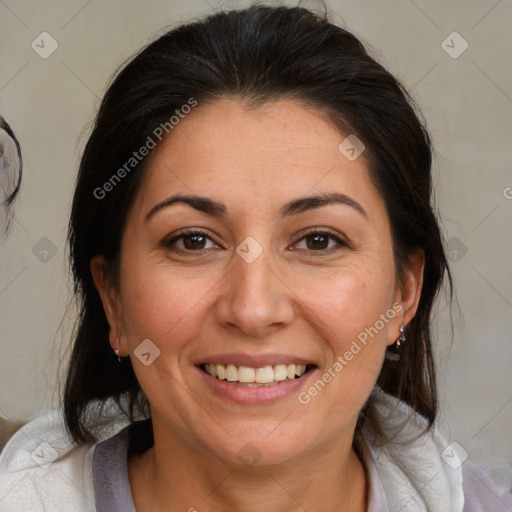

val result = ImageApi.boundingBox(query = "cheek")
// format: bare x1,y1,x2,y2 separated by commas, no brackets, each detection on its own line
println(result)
118,257,211,351
292,261,396,411
118,261,215,405
297,258,396,346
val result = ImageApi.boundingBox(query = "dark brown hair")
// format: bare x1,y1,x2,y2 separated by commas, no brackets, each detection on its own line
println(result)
64,4,451,444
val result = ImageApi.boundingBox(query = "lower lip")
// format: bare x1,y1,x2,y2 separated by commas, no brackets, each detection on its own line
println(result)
196,366,318,404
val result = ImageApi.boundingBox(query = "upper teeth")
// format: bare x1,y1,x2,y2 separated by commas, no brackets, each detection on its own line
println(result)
204,363,308,383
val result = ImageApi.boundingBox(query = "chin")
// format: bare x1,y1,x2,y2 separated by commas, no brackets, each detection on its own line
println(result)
204,423,316,468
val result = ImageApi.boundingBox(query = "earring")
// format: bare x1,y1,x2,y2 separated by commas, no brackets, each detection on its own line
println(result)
396,325,406,349
113,338,122,363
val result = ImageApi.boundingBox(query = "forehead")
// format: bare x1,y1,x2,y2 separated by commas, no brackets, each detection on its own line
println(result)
131,98,384,222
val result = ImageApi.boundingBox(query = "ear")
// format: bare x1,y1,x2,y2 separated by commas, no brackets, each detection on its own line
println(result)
90,255,126,356
388,248,425,345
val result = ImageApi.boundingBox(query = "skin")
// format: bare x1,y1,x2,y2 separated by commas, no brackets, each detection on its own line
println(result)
92,98,424,511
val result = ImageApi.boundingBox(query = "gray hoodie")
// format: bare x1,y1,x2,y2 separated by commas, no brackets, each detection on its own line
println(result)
0,389,510,511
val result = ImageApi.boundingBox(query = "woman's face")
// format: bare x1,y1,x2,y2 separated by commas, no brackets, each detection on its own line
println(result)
94,98,422,466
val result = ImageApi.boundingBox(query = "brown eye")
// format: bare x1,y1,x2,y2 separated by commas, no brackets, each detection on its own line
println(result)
293,230,347,253
181,234,208,250
304,233,330,250
162,229,220,253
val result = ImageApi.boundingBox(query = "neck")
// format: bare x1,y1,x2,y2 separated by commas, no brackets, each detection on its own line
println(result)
128,426,367,512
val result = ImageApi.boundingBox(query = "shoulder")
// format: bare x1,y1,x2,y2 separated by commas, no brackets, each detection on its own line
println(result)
361,388,512,512
0,409,95,511
461,459,512,511
361,388,461,511
0,404,131,512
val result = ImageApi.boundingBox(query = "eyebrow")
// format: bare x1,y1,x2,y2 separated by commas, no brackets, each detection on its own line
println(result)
280,192,367,219
145,192,368,222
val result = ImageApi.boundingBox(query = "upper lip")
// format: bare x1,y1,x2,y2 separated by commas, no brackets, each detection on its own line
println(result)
196,353,317,368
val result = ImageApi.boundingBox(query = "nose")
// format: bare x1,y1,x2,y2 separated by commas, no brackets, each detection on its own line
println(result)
214,241,295,338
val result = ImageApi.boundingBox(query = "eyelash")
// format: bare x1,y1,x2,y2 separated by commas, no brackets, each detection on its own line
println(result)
162,228,348,255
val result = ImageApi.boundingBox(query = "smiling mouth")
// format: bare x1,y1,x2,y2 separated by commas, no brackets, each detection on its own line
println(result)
200,363,316,386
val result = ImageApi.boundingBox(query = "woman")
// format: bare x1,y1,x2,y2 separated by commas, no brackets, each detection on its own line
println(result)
0,115,22,235
0,116,23,463
0,5,509,511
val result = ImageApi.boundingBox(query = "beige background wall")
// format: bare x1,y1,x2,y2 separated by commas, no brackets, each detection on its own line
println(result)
1,0,511,476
